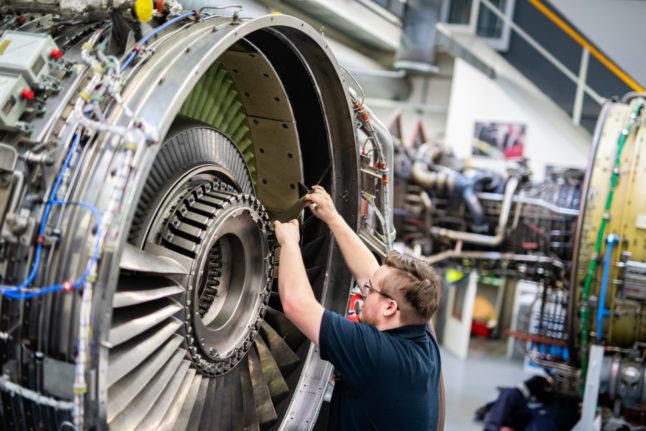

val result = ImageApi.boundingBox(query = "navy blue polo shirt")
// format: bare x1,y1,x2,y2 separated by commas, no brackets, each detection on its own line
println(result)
319,310,441,431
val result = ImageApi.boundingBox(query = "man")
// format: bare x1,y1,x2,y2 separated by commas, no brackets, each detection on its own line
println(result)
481,375,578,431
273,185,442,430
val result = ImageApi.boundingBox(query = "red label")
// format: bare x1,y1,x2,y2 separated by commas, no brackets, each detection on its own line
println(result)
347,293,364,322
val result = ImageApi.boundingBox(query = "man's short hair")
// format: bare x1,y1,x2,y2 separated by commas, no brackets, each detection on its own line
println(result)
383,251,442,324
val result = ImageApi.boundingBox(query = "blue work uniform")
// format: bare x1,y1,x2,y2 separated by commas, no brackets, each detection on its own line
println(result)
319,310,441,430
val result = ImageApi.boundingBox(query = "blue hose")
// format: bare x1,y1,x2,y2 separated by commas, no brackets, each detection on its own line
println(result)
3,10,197,298
596,234,619,342
119,11,197,74
13,131,82,290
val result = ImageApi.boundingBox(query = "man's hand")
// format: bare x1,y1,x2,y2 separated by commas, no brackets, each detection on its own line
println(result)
305,185,340,224
273,219,300,246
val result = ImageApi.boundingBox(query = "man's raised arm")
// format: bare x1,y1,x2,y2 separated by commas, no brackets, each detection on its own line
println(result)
305,185,379,287
273,219,324,346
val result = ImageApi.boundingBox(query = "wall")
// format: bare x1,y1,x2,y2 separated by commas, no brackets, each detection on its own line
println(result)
365,52,456,146
444,58,590,180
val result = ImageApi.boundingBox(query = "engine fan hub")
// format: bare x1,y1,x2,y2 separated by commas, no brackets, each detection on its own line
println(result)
160,180,273,376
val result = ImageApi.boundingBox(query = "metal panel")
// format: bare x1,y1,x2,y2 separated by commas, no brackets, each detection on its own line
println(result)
625,261,646,300
220,50,294,122
43,356,75,400
247,116,302,215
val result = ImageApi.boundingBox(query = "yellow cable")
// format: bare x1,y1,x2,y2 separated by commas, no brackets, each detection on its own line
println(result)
528,0,644,93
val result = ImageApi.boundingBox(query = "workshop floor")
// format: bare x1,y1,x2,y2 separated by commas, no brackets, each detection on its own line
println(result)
441,337,533,431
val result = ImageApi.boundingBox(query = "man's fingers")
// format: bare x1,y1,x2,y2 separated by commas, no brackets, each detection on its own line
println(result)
274,219,298,228
306,194,322,205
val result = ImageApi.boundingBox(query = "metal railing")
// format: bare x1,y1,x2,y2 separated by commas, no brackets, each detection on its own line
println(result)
467,0,644,126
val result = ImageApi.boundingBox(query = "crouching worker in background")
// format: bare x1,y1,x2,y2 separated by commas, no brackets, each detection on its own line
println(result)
479,375,580,431
273,185,443,431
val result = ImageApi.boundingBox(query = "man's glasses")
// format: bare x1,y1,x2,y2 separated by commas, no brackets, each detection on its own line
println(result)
361,279,399,310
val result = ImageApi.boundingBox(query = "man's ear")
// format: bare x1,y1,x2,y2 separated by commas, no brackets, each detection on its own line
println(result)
383,300,398,317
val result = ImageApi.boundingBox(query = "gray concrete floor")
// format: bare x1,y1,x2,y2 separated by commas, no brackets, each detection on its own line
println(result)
441,337,533,431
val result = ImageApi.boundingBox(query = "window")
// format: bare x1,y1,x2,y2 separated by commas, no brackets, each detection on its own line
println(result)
445,0,516,51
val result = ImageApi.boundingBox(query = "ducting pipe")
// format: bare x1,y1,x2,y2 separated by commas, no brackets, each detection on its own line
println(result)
412,143,488,231
430,176,519,246
412,143,455,192
394,0,442,74
457,175,488,233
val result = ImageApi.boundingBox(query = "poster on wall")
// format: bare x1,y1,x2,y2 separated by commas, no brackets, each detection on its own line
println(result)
472,121,526,159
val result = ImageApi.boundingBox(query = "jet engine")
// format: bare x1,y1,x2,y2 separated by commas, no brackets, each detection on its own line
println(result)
0,4,392,430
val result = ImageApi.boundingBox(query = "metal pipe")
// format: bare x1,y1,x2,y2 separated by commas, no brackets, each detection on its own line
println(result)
515,196,579,216
460,180,487,232
412,144,455,191
0,376,74,410
181,0,270,16
478,0,603,104
511,193,524,230
7,170,24,216
420,190,433,234
477,193,579,216
424,249,563,267
430,176,519,246
7,0,136,16
528,0,644,94
355,95,396,248
573,48,590,126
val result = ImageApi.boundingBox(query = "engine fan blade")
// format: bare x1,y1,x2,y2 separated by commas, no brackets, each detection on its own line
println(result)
108,299,182,347
120,243,188,275
254,336,289,404
113,275,184,308
107,318,182,385
184,377,210,430
260,322,300,375
107,334,183,421
265,307,307,352
247,346,278,428
157,368,198,430
240,356,261,431
137,360,192,430
108,350,184,430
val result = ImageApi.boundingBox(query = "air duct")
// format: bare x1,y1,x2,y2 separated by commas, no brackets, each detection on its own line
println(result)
394,0,442,74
